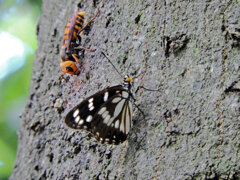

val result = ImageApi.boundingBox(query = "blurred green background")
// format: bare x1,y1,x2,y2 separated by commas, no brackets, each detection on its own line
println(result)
0,0,41,179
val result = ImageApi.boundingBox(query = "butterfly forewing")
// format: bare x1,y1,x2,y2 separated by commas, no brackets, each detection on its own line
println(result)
65,85,132,144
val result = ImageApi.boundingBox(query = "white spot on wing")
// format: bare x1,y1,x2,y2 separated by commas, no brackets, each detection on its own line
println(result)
125,104,131,133
120,117,125,132
104,92,109,102
120,103,128,133
114,99,125,117
102,110,109,119
89,105,94,111
129,101,133,127
88,102,94,111
86,115,93,122
79,119,84,125
88,102,93,108
98,107,106,115
115,120,120,129
73,109,79,118
122,91,129,98
107,117,115,126
112,97,122,103
103,115,111,124
75,116,80,123
88,98,94,103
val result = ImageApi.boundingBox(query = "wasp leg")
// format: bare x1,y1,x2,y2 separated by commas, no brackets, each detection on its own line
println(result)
78,7,100,35
72,54,80,63
74,46,95,52
60,72,70,82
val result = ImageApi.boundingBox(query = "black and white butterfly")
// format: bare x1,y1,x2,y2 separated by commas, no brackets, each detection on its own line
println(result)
65,76,134,145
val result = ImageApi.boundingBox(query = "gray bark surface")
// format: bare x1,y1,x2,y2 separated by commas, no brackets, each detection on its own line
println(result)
11,0,240,179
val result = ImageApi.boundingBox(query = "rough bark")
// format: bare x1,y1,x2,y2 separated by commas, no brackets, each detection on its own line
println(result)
11,0,240,179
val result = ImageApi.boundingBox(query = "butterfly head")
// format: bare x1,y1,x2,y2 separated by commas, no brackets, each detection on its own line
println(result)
124,76,133,83
122,75,133,89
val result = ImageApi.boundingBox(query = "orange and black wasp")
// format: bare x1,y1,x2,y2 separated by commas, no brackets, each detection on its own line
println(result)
60,8,99,79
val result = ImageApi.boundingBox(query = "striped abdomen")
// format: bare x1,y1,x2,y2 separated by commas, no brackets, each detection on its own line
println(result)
62,11,85,52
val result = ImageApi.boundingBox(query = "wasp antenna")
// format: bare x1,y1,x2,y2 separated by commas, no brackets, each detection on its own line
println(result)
101,51,123,79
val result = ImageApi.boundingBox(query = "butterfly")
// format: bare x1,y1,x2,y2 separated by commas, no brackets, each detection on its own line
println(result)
65,76,134,145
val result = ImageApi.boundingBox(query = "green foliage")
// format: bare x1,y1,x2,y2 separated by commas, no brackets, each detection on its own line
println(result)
0,139,15,177
0,0,41,178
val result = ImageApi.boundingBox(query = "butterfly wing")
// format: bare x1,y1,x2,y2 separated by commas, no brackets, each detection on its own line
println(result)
91,93,133,144
65,85,133,144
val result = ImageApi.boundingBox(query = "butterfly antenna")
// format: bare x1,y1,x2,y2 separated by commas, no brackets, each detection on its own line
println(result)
101,51,123,78
135,85,160,94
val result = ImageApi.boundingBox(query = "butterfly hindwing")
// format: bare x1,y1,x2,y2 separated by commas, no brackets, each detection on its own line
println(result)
91,93,133,144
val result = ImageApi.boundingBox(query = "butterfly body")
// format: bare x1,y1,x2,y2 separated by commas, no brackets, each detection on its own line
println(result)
65,77,133,144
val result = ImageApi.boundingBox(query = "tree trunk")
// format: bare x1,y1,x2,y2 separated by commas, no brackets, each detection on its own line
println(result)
10,0,240,179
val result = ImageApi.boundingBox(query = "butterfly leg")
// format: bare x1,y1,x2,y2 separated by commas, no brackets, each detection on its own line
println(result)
135,86,160,94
